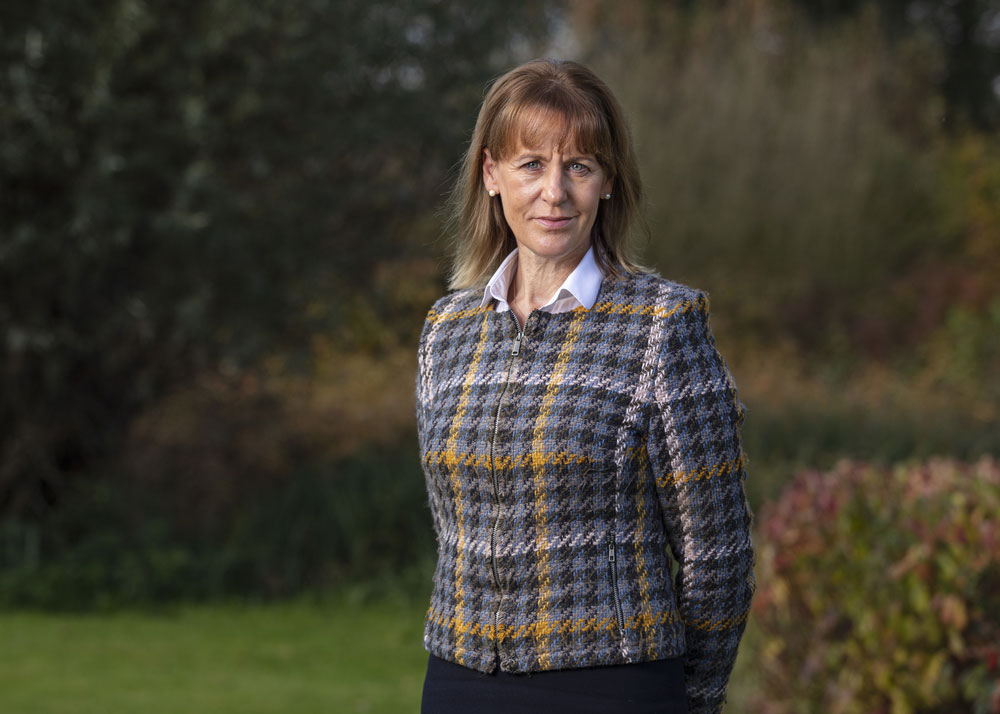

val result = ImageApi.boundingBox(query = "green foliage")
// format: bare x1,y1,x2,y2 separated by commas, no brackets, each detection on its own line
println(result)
0,0,549,518
0,441,435,610
797,0,1000,132
739,398,1000,509
752,458,1000,714
570,1,1000,416
919,132,1000,413
575,2,965,358
930,299,1000,404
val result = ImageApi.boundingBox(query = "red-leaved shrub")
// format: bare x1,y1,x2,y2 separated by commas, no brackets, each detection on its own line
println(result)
752,458,1000,714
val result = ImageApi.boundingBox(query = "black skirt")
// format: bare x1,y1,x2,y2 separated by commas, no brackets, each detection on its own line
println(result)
421,653,688,714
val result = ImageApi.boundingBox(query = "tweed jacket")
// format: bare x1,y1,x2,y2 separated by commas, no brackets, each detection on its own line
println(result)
415,270,755,714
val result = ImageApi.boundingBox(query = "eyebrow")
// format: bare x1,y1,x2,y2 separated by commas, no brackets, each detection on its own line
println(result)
511,151,597,163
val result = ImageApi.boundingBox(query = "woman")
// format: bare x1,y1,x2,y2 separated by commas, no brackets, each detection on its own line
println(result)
415,59,754,714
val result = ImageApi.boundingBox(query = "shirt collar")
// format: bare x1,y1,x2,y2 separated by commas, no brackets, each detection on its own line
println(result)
479,245,603,314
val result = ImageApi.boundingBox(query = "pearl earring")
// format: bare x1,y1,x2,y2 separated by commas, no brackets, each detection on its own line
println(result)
603,193,612,200
488,190,496,197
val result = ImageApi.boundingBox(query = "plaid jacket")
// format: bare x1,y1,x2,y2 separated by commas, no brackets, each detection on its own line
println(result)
415,271,755,714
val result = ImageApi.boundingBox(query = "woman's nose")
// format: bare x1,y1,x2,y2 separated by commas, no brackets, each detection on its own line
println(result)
541,166,568,204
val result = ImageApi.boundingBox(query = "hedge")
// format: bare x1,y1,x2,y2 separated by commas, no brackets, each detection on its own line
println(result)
752,458,1000,714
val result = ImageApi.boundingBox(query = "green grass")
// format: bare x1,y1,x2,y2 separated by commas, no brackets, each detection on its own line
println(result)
0,597,430,714
0,597,761,714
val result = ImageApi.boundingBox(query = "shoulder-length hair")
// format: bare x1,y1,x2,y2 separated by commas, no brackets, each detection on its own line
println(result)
447,58,648,290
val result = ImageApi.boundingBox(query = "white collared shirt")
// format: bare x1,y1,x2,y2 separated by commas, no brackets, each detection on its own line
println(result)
479,246,603,318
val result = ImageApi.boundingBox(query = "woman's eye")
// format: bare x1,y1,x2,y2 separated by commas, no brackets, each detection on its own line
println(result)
569,162,589,173
522,160,540,170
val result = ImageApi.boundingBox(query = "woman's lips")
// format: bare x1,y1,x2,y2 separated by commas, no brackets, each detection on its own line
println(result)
535,216,574,228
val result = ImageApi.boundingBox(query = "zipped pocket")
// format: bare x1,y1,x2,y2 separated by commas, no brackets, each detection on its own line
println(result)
607,534,625,636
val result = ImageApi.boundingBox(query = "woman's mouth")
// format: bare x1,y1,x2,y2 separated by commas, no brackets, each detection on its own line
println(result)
535,216,574,229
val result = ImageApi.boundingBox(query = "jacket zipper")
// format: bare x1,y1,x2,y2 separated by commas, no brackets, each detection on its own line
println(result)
488,310,524,652
608,534,625,636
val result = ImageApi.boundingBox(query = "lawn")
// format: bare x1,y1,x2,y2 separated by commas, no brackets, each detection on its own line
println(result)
0,597,758,713
0,597,430,714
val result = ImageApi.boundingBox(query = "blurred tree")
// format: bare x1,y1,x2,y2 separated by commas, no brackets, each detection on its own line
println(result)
800,0,1000,131
570,1,962,357
0,0,552,519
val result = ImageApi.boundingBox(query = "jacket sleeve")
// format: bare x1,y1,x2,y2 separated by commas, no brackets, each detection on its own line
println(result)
415,301,443,540
415,309,432,458
645,291,755,714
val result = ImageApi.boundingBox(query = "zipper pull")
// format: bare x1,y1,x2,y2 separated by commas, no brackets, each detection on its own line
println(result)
608,543,615,563
511,332,522,356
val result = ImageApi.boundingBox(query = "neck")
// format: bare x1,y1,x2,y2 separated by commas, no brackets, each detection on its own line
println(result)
508,245,586,327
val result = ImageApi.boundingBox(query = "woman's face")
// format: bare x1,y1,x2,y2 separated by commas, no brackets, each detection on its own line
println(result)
482,131,612,268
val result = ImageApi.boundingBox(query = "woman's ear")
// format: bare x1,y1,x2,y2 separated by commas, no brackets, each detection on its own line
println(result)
482,148,499,195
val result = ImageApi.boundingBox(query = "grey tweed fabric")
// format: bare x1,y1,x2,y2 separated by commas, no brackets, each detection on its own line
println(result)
415,270,755,714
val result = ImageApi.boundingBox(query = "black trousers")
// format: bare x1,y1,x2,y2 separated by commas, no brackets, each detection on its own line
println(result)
421,654,688,714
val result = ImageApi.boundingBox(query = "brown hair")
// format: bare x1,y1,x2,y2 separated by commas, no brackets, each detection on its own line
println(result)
447,59,648,289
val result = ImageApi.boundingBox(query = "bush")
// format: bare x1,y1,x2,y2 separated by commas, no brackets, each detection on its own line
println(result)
0,438,436,610
752,458,1000,714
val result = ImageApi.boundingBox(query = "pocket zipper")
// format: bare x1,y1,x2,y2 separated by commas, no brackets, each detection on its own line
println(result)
608,535,625,636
